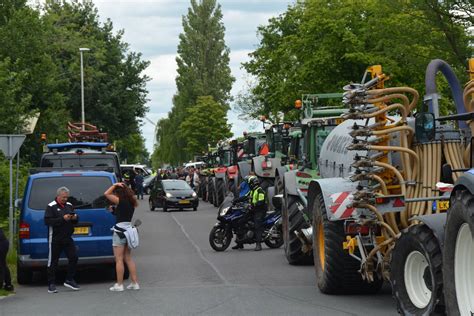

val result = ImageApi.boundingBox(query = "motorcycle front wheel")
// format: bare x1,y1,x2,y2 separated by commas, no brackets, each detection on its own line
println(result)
264,226,284,249
209,225,232,251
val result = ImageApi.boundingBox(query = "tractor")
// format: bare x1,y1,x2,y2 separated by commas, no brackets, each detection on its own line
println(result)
297,59,474,315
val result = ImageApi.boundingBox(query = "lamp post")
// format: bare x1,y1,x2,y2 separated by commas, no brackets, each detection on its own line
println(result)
79,48,90,130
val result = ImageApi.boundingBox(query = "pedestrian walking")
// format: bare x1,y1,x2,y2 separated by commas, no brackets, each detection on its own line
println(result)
44,187,80,293
135,172,144,200
104,182,140,292
0,227,13,292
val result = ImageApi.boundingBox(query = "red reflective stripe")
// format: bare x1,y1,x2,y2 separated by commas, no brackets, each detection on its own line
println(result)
341,207,354,219
330,192,349,213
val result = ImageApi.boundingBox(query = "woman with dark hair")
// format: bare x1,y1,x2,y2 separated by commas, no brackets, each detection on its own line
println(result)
104,182,140,291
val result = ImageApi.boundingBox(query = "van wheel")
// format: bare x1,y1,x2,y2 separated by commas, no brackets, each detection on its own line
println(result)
17,264,33,285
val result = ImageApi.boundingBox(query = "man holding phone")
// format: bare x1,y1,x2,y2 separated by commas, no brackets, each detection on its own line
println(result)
44,187,80,293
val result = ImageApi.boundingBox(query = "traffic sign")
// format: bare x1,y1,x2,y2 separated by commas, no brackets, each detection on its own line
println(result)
0,135,26,159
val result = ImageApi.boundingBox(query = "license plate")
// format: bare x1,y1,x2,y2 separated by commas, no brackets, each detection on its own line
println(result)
179,200,190,204
74,226,89,235
437,200,450,211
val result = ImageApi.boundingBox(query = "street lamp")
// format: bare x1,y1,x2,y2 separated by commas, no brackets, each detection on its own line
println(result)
79,47,90,130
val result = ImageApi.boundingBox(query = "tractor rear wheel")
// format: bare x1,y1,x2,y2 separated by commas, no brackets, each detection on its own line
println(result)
274,175,284,195
207,179,215,205
201,179,208,202
443,189,474,316
282,196,313,265
312,191,382,294
215,178,225,207
390,224,444,315
259,177,273,191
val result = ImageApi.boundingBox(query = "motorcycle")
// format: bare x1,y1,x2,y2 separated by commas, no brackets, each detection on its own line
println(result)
208,198,283,251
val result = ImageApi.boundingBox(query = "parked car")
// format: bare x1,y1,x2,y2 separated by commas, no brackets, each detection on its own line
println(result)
149,179,198,212
17,170,116,284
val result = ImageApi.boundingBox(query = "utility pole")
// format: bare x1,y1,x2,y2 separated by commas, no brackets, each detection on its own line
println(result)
79,48,90,130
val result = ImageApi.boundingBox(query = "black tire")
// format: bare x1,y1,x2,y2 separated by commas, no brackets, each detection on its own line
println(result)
212,179,219,207
209,225,232,251
193,206,197,211
149,198,155,211
283,195,313,265
264,225,284,249
390,224,444,315
201,178,208,202
163,204,168,212
443,189,474,316
274,175,284,195
259,177,273,191
208,179,215,205
215,178,225,207
312,191,382,294
17,263,33,285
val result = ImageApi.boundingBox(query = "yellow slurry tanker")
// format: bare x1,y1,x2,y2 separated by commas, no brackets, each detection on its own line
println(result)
303,59,474,315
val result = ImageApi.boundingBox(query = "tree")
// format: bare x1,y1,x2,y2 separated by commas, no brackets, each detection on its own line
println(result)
180,96,232,156
153,0,234,165
239,0,473,120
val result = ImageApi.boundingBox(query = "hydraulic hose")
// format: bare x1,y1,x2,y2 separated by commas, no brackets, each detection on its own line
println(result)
425,59,465,128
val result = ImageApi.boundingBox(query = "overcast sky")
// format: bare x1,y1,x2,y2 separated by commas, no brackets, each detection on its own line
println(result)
90,0,294,153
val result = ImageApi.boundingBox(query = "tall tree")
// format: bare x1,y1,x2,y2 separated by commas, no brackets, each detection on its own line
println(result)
153,0,234,166
180,96,232,156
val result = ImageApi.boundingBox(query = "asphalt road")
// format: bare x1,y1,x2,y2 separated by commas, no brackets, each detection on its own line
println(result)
0,197,398,316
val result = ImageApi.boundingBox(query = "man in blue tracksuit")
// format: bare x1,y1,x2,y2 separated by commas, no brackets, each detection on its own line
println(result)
44,187,80,293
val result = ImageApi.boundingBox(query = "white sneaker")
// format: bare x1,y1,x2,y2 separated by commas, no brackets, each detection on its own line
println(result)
126,282,140,290
109,283,124,292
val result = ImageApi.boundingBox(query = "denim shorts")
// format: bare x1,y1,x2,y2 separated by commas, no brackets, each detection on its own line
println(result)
112,231,127,247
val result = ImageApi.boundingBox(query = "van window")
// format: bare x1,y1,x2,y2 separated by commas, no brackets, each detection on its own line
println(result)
28,176,113,210
42,155,116,169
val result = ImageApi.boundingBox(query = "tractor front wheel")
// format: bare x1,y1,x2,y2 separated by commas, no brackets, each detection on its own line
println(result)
390,224,444,315
443,189,474,316
282,196,313,265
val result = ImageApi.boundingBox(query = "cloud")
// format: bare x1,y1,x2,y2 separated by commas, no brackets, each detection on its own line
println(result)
92,0,294,152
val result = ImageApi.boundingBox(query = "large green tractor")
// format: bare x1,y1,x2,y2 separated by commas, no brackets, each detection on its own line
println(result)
279,93,346,265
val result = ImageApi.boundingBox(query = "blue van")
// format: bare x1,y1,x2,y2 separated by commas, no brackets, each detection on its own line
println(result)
17,170,116,284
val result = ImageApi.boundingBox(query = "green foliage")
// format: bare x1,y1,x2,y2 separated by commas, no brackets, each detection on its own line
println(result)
180,96,232,155
153,0,234,166
238,0,473,120
0,154,28,224
0,0,150,163
115,133,150,164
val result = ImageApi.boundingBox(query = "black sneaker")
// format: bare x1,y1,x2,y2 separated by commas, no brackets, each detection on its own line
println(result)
232,243,243,250
48,283,58,294
64,279,80,291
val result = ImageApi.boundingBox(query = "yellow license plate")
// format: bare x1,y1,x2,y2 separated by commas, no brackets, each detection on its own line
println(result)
179,200,190,204
437,200,450,211
74,227,89,235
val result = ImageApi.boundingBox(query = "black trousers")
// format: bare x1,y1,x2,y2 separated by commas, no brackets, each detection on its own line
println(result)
253,210,265,243
47,239,78,284
0,240,12,287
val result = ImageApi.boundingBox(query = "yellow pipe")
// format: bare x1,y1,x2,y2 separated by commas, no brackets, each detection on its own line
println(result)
367,87,419,112
368,145,418,181
374,161,406,195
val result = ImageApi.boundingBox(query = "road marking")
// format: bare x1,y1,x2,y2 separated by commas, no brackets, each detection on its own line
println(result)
171,214,230,286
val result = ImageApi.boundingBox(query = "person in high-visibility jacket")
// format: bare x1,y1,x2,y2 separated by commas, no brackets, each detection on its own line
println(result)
247,176,267,251
232,176,266,251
